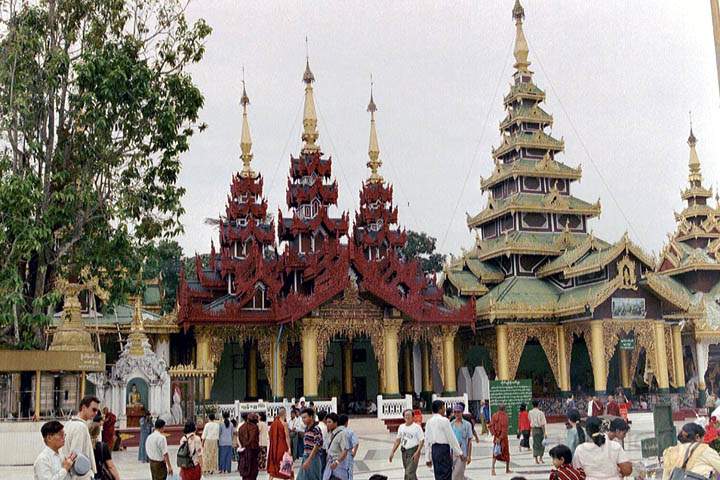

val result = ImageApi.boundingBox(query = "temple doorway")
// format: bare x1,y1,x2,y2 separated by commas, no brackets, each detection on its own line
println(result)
516,340,559,396
569,336,593,394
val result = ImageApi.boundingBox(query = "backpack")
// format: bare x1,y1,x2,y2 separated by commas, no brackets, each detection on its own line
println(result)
177,434,195,468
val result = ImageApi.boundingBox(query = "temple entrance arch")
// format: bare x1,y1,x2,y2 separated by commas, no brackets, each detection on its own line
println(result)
516,339,559,396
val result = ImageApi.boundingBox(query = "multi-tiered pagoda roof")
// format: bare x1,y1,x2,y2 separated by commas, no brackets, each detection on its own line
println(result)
443,0,681,322
655,130,720,328
178,63,473,329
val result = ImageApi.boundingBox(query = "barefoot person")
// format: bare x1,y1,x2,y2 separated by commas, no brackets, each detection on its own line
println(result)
267,408,293,480
489,404,511,476
425,400,463,480
529,400,547,464
389,409,424,480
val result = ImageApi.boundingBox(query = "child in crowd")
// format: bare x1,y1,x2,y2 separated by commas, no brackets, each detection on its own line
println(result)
549,444,586,480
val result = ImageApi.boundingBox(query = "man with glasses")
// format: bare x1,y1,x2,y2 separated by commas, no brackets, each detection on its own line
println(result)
61,395,100,480
34,420,77,480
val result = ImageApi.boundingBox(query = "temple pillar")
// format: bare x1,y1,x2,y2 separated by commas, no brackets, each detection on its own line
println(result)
442,329,457,395
590,320,607,395
383,319,402,397
420,342,433,407
342,341,353,396
80,372,86,400
402,343,413,394
672,324,686,392
196,332,213,400
654,320,670,394
34,370,41,420
619,349,631,389
301,320,319,399
247,341,258,400
496,324,510,381
556,325,571,394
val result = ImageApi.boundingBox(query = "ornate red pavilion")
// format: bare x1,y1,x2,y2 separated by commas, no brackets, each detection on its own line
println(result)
178,63,473,401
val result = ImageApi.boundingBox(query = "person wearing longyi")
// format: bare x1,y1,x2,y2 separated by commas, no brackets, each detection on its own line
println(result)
424,400,462,480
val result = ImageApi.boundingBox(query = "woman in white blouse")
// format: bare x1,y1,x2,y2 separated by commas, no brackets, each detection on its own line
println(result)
573,416,632,480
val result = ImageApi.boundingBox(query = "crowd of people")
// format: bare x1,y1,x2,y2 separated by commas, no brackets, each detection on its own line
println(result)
31,392,720,480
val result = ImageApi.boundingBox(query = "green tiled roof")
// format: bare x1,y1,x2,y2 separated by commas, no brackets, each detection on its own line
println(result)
480,158,582,190
503,82,546,104
446,270,489,295
493,131,564,158
51,303,162,326
474,231,589,261
464,258,505,282
467,192,601,228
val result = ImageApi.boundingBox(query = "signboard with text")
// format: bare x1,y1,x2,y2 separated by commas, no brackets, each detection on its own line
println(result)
489,379,532,436
619,337,635,350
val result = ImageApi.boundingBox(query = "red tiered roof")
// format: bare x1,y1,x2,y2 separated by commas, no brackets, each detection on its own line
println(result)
177,70,473,330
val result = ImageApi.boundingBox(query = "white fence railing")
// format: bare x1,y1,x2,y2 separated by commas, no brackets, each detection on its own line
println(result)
216,397,337,421
432,393,469,414
377,394,413,420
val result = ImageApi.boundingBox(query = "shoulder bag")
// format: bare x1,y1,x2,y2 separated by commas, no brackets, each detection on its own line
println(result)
668,443,707,480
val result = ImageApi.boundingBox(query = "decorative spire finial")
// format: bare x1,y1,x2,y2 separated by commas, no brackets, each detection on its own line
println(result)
687,116,702,187
512,0,531,73
301,38,320,153
367,75,382,184
239,70,255,178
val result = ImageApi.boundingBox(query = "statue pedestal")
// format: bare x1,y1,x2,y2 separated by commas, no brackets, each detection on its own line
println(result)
126,405,145,428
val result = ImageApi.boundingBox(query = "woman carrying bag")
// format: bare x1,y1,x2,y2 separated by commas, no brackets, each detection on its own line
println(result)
663,423,720,479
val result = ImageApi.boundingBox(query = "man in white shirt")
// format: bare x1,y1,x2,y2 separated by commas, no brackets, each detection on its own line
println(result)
146,418,174,480
290,408,305,459
61,395,99,480
389,409,424,480
34,420,76,480
425,400,462,480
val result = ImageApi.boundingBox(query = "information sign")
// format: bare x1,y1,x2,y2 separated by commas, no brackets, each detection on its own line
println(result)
489,379,532,436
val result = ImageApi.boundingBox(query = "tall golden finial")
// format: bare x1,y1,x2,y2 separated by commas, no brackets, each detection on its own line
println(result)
366,76,383,184
688,113,702,187
512,0,531,73
301,37,320,153
239,68,256,178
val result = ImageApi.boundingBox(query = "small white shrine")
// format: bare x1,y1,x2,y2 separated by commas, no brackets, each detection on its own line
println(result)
90,297,171,427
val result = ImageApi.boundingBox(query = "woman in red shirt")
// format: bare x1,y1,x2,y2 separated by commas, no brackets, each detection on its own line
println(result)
518,403,531,452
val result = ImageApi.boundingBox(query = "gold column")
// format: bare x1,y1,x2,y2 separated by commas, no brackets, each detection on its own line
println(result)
654,320,670,392
402,343,413,393
301,320,319,398
672,324,686,391
342,341,353,395
196,332,213,400
421,342,432,392
34,370,41,420
590,321,607,394
80,372,86,399
496,324,510,381
383,319,402,397
247,341,258,399
442,329,458,394
556,325,570,393
619,349,631,389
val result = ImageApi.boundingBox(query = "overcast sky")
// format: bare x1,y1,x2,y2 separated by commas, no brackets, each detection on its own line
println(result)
177,1,720,260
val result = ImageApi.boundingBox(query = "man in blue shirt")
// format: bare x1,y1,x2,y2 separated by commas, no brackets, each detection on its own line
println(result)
450,403,473,480
338,414,359,480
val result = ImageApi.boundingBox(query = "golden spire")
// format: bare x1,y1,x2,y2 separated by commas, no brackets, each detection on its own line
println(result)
128,295,149,357
512,0,531,73
366,78,383,184
239,75,256,178
688,123,702,187
301,48,320,153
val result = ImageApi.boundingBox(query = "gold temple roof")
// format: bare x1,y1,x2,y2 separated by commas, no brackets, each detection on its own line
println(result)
467,191,601,228
500,105,553,130
492,130,564,159
480,155,581,190
503,81,546,106
472,230,598,261
537,233,654,279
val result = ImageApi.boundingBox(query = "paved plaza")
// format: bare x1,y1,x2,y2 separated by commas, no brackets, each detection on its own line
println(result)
1,413,667,480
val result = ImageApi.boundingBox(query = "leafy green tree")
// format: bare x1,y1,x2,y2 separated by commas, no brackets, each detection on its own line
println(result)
401,230,447,274
0,0,211,347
